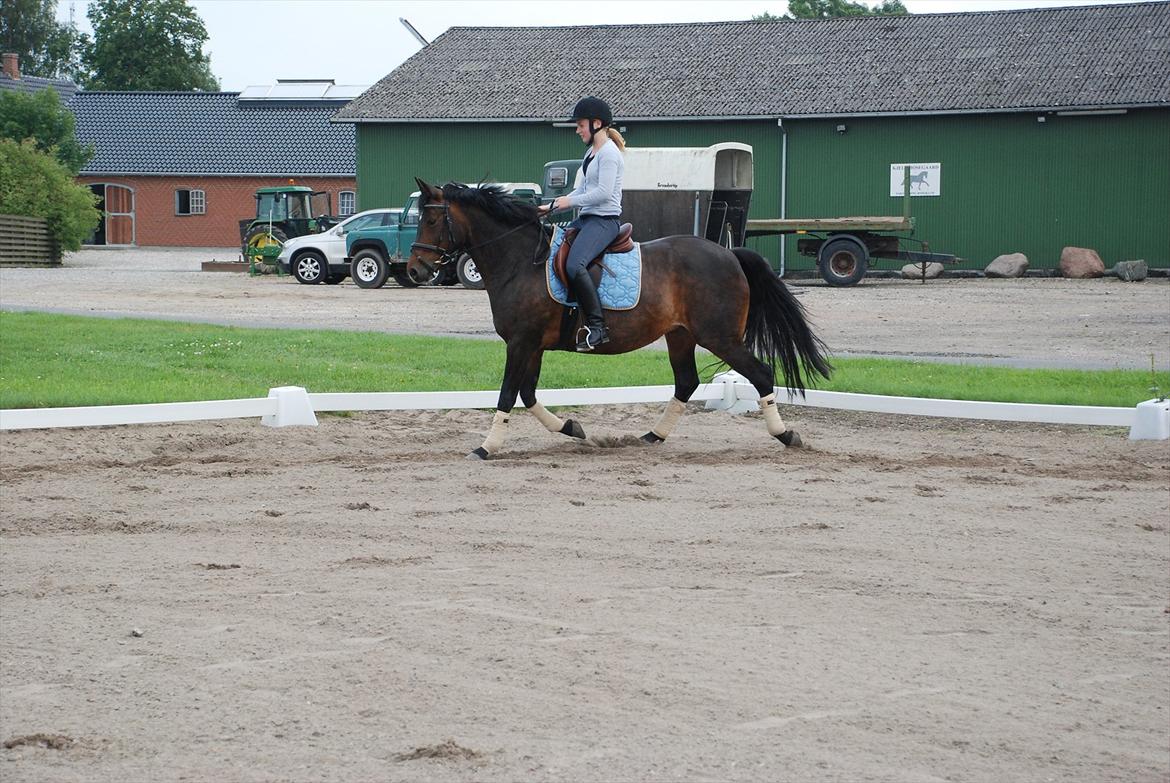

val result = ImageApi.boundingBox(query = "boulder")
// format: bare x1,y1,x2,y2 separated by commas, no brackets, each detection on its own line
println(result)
985,253,1029,278
1113,259,1148,282
1060,246,1105,279
901,262,943,280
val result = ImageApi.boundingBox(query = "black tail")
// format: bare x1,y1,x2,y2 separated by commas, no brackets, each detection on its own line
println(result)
733,247,833,396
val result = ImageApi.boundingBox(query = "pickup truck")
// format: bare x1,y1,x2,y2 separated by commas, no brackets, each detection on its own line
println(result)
345,183,542,290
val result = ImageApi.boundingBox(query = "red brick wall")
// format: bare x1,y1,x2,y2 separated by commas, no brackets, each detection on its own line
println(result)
77,175,357,248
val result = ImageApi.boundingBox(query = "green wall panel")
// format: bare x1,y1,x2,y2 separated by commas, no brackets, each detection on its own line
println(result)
357,109,1169,275
781,109,1170,271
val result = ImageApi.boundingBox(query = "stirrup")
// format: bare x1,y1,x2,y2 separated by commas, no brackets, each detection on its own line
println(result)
575,325,609,352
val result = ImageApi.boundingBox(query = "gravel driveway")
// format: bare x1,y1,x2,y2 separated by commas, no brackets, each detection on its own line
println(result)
2,247,1168,370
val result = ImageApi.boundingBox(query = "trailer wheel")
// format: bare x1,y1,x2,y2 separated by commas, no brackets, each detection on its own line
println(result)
818,237,868,286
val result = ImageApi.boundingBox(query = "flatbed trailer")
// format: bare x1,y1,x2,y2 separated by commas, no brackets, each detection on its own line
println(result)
745,169,959,286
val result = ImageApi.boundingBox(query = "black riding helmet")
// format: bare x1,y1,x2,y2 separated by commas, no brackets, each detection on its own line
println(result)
570,96,613,144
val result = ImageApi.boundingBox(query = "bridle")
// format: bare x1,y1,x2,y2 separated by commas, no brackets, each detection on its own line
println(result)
409,203,462,266
409,200,555,275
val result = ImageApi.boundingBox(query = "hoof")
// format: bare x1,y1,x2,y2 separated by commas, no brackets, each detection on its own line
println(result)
466,447,489,460
777,430,802,448
560,419,586,440
640,432,665,444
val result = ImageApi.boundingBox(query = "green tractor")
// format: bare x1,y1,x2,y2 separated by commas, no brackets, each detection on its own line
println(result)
239,185,336,271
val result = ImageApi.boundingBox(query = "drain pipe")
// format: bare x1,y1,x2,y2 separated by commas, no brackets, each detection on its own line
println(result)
778,117,787,278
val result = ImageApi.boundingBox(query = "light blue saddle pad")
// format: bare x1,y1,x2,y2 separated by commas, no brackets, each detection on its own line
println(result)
546,227,642,311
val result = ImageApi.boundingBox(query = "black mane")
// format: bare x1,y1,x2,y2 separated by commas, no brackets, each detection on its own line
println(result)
442,182,539,227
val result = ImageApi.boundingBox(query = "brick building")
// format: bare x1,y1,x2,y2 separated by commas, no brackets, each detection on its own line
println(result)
69,82,362,247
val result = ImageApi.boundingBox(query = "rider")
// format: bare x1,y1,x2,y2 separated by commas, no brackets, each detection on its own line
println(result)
539,96,626,352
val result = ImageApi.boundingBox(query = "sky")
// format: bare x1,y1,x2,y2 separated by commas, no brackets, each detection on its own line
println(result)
55,0,1145,91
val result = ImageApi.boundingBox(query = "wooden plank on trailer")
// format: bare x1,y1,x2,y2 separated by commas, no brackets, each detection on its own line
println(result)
746,216,913,232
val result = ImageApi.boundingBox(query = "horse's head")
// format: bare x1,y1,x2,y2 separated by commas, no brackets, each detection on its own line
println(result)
408,177,465,284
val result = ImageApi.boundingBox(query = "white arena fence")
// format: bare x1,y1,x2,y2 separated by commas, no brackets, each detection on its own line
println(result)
2,372,1167,440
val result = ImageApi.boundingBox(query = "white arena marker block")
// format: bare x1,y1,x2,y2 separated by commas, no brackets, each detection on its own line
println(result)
262,386,318,428
704,371,759,414
1129,398,1170,441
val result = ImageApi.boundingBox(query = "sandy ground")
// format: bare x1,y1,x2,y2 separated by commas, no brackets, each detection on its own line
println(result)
1,247,1167,369
1,247,1169,781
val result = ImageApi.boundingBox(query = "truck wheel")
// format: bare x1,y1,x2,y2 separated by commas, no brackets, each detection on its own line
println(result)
291,250,327,284
817,237,868,286
351,249,389,289
456,254,485,289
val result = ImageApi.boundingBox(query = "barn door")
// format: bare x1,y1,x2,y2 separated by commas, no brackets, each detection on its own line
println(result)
103,184,135,245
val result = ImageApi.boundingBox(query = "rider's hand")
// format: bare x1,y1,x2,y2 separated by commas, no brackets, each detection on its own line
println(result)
541,197,570,215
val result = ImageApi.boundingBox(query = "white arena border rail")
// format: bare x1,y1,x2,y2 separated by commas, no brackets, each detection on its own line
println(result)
1,373,1167,440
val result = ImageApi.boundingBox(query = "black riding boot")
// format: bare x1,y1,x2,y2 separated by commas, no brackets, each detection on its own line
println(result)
570,267,609,352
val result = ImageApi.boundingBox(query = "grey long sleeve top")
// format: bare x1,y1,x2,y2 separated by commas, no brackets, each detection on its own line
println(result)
567,138,624,216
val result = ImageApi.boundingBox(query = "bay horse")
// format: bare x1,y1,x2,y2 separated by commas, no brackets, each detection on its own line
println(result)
407,179,832,460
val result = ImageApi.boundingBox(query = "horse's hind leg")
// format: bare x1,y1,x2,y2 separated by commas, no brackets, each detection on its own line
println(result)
520,350,586,441
704,340,802,448
641,329,700,444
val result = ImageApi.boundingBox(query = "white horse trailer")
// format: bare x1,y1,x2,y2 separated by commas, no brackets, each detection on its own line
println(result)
565,142,754,247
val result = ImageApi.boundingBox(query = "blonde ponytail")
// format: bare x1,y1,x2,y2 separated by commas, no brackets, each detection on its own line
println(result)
606,127,626,152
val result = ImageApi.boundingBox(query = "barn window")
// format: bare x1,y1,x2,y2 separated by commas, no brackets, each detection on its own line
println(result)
175,189,206,215
338,190,356,216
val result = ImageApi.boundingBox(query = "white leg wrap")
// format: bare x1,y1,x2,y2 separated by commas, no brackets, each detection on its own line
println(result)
528,402,565,433
651,398,687,440
481,410,510,454
759,393,787,437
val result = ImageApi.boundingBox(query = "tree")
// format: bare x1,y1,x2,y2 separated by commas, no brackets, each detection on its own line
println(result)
0,139,101,252
752,12,785,21
82,0,219,91
786,0,909,18
0,0,84,80
0,88,93,173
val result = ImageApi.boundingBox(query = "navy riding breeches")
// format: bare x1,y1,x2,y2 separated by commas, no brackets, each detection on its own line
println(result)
565,215,620,279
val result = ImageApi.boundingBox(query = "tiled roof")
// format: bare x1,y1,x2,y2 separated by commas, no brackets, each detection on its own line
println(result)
335,2,1170,122
71,92,355,176
0,74,79,102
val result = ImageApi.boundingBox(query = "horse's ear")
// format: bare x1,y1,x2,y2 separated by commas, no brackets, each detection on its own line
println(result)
414,177,437,200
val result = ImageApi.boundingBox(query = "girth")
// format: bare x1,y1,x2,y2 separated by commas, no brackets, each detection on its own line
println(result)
553,223,634,290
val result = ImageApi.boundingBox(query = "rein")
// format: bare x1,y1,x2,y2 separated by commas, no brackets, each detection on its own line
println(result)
410,202,554,270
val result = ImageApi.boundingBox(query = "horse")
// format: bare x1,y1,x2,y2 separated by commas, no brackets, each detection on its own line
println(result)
407,178,832,460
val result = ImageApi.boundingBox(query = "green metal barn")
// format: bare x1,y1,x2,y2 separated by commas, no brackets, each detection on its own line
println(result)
334,2,1170,274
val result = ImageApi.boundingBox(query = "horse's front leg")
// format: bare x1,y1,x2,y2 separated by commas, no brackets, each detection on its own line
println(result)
519,350,586,441
468,339,539,460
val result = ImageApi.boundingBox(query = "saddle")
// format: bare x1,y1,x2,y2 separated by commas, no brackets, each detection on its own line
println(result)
553,223,635,290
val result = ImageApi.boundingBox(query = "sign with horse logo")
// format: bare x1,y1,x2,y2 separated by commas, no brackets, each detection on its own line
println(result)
890,163,941,197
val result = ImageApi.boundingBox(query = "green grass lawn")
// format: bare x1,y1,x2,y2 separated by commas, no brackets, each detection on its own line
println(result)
0,311,1164,409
